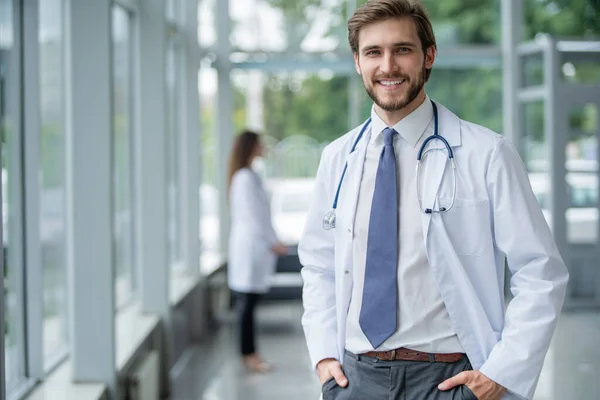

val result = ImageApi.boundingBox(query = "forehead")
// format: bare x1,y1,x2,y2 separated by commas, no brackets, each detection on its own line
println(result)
357,17,421,49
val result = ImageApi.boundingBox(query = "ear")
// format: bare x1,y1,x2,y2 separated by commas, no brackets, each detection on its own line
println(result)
425,46,436,70
353,52,361,75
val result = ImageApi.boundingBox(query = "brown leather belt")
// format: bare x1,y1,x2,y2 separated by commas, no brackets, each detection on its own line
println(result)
361,347,464,363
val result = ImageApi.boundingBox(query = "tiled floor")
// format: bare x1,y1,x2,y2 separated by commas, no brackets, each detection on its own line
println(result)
171,300,600,400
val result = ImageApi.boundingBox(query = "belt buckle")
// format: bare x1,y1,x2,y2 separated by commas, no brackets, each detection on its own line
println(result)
378,349,396,361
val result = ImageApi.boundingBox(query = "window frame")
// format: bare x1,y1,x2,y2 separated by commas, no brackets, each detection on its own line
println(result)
3,0,35,397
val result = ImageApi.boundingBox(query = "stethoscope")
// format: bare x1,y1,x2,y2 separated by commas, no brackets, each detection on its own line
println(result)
322,100,456,231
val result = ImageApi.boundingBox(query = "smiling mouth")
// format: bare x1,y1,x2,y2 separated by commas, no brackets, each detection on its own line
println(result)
377,79,406,87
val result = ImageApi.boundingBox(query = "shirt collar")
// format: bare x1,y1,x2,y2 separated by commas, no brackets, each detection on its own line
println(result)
370,95,434,148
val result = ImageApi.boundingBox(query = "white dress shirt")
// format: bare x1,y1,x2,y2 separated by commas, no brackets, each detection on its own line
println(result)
345,96,464,354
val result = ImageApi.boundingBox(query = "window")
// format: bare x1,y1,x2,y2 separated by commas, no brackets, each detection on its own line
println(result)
111,5,135,308
421,0,501,45
1,0,27,392
231,70,350,147
198,0,215,48
39,0,69,367
567,174,598,209
524,0,600,41
166,37,184,271
199,60,219,265
166,0,181,23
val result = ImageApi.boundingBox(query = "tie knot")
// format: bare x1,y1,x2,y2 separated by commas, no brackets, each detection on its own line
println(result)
382,127,397,146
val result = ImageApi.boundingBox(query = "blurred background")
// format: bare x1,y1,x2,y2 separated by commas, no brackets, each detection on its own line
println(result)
1,0,599,399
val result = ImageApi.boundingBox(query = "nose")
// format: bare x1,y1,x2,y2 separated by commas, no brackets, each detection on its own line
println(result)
379,52,396,74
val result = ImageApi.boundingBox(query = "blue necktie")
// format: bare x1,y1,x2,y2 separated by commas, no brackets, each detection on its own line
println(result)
359,127,399,349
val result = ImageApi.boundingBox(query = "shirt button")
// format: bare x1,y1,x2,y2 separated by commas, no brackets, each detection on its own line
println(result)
345,270,349,275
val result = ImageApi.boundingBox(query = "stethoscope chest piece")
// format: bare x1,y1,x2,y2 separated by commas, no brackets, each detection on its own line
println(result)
323,210,336,230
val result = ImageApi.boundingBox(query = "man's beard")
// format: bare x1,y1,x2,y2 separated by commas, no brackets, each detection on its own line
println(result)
363,64,426,112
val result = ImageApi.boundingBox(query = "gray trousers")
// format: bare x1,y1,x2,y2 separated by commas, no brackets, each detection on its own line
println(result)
322,351,478,400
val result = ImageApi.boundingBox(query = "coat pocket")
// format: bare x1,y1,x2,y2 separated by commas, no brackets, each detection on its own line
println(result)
437,198,493,256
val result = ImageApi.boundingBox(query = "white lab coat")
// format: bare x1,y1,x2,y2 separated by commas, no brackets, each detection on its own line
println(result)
228,167,278,293
299,101,569,400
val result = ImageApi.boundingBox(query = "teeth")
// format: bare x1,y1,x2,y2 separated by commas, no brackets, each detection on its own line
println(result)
380,80,404,86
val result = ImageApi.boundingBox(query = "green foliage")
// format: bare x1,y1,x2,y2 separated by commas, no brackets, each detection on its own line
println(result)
262,74,349,143
523,0,600,40
423,0,500,44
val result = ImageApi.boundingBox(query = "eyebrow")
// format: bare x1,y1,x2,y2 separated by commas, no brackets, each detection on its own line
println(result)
361,42,418,54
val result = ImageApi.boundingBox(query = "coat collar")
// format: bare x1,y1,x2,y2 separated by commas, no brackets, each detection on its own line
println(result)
370,96,433,148
430,100,462,149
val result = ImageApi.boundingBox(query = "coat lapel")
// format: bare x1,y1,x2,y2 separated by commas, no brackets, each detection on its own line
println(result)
338,127,371,231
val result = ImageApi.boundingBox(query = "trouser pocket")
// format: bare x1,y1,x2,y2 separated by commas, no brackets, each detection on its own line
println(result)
322,377,337,392
460,384,479,400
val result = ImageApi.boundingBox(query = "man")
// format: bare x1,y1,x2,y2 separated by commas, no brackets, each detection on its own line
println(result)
298,1,569,399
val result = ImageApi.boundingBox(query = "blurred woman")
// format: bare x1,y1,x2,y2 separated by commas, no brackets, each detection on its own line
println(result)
227,130,288,373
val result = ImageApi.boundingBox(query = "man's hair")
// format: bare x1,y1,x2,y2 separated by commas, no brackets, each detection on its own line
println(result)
348,0,437,81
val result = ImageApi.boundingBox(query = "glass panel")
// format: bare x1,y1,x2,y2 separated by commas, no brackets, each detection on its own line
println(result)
112,5,135,308
522,101,546,171
1,0,26,392
231,0,501,54
566,103,598,245
357,66,503,133
420,0,501,45
166,38,183,271
199,61,220,271
230,0,353,54
521,101,551,227
427,67,502,133
524,0,600,40
39,0,68,366
561,59,600,85
231,69,349,245
166,0,180,23
231,70,350,147
568,257,597,300
198,0,216,48
522,53,544,87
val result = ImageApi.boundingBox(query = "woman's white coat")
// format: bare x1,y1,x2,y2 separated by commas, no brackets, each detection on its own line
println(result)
228,167,278,293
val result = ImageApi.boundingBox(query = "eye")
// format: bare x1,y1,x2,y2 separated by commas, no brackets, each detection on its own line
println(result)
364,49,380,56
397,47,411,53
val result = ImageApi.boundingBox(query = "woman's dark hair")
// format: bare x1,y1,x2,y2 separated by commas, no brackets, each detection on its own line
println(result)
227,130,261,191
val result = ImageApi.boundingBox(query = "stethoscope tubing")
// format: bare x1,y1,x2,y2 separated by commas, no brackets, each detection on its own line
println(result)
325,100,454,229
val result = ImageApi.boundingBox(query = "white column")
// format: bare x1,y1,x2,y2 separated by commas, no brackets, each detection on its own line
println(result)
501,0,523,150
136,0,170,395
181,0,200,275
64,0,115,394
215,0,232,254
136,0,168,318
22,0,44,379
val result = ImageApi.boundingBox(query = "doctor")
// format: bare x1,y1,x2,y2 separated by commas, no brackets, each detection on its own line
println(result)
228,130,288,372
299,1,569,399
